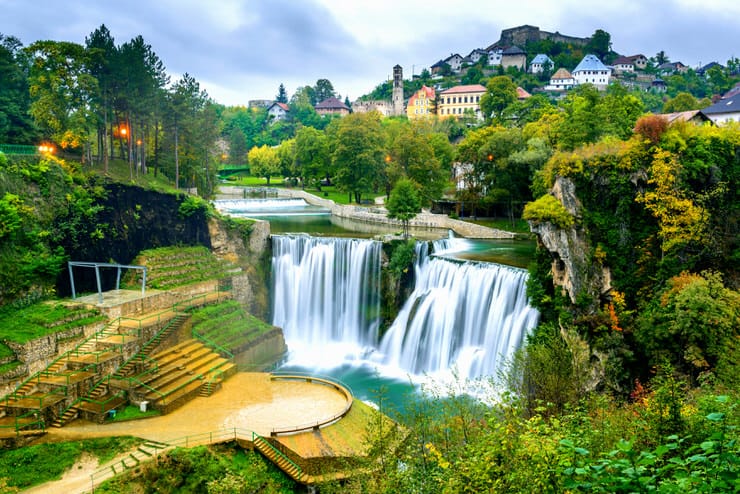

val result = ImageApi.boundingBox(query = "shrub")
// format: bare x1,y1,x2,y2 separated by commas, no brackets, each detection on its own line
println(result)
523,194,574,228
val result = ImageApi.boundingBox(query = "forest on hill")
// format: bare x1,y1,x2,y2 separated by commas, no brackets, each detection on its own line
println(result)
0,24,739,492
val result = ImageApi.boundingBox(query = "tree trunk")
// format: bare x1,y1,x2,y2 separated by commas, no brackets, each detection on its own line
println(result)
174,124,179,189
127,114,133,181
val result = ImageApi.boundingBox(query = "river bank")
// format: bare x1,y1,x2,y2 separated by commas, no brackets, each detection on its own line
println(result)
218,186,517,239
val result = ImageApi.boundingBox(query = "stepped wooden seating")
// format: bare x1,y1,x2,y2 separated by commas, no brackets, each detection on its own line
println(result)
130,340,236,410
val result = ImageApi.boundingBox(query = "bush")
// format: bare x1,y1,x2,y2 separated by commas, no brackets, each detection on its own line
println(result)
523,194,574,228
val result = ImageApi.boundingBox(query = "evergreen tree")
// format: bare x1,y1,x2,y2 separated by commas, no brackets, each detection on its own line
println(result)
275,83,288,103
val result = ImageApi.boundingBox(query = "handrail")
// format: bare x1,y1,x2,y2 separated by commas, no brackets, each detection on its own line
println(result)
268,372,354,436
252,431,303,477
192,330,234,359
80,390,127,413
87,427,257,488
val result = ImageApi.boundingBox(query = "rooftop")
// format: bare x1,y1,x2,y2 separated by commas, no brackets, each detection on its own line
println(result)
573,54,609,73
439,84,487,95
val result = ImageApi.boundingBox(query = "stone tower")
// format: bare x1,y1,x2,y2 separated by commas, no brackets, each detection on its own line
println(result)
392,64,403,116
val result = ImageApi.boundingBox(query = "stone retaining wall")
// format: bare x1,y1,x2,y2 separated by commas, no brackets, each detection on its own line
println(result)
278,189,515,239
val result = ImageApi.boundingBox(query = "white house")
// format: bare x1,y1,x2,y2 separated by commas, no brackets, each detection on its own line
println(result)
572,54,611,89
545,68,576,91
529,54,554,74
466,49,488,65
702,95,740,125
267,102,289,122
487,48,503,66
444,53,464,73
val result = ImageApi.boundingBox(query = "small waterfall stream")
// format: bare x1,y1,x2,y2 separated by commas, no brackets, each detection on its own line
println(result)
271,234,538,380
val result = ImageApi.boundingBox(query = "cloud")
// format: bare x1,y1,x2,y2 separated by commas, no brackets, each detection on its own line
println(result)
2,0,738,105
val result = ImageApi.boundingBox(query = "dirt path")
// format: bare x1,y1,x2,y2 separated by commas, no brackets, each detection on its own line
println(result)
22,372,349,493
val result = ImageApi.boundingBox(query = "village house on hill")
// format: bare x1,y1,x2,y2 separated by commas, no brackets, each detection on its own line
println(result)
529,54,554,74
702,85,740,125
437,84,486,119
315,97,351,116
572,54,611,89
545,68,576,91
612,54,648,73
267,102,289,122
407,85,436,119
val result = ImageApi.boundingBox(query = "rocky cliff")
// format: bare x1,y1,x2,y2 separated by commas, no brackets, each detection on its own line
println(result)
528,177,612,308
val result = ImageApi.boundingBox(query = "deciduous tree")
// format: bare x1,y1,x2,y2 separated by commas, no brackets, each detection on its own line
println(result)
386,179,421,238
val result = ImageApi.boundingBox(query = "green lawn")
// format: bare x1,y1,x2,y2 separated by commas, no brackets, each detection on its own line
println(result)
0,436,143,490
87,158,179,193
0,302,106,344
463,217,532,234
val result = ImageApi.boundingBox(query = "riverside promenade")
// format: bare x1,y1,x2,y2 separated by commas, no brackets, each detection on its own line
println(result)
219,186,516,239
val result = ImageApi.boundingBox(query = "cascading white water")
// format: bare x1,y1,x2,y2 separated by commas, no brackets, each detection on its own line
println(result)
213,198,329,217
271,235,381,366
377,246,539,379
215,198,310,211
270,235,539,380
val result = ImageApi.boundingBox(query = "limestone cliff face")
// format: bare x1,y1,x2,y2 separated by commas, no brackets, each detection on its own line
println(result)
529,177,611,307
208,218,271,319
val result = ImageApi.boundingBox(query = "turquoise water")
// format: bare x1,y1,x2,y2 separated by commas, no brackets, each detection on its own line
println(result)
216,196,536,407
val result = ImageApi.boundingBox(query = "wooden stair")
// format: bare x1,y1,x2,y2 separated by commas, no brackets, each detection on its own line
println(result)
113,313,189,379
253,435,304,482
52,407,78,428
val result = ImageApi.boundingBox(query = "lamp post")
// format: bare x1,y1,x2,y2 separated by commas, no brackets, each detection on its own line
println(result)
136,139,142,176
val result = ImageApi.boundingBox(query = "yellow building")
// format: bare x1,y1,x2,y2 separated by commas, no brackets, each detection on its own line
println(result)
406,85,436,119
437,84,486,119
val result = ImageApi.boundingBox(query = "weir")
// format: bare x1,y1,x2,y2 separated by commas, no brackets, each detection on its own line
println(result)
214,198,329,217
271,235,539,381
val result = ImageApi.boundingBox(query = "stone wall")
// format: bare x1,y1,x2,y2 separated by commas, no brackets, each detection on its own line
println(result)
232,328,287,371
208,216,271,318
279,189,516,239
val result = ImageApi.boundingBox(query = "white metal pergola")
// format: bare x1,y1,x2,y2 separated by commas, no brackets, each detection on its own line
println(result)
67,261,147,303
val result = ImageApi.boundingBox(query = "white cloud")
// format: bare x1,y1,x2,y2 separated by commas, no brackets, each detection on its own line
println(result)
2,0,738,106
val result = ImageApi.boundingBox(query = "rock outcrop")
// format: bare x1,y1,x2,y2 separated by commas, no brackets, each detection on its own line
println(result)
528,177,611,307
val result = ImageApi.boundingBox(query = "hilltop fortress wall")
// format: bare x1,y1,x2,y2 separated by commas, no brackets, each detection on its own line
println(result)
489,25,590,49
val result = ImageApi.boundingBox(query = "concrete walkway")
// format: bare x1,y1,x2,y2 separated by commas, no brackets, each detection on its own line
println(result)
26,372,350,493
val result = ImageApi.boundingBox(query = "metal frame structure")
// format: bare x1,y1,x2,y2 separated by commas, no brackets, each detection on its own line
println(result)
68,261,147,303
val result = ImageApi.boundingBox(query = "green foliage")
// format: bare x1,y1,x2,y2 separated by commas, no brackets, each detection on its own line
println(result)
561,395,739,493
130,245,236,289
96,443,296,493
480,75,518,124
636,271,740,376
523,194,574,228
387,239,416,275
190,300,275,352
331,112,386,204
178,194,212,219
0,300,104,343
386,178,422,237
247,143,281,185
0,436,142,489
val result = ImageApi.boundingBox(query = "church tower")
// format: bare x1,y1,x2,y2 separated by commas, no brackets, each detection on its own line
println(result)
392,64,404,116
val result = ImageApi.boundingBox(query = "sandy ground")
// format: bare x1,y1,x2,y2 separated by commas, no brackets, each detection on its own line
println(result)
20,372,349,494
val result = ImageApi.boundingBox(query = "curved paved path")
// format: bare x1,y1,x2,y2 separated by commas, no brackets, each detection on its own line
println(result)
25,372,349,493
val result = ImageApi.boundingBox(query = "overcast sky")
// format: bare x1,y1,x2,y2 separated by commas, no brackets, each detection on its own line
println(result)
2,0,738,106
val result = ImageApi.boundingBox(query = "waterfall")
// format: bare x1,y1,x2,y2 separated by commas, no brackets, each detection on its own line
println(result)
271,235,538,380
377,247,539,379
271,235,381,366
